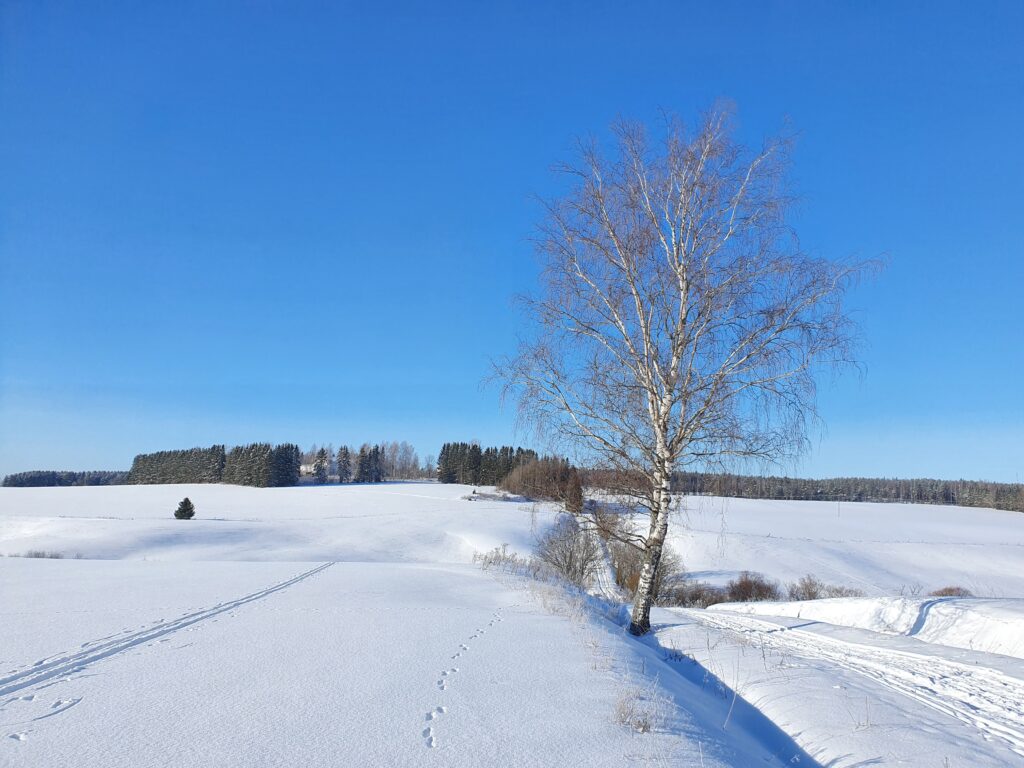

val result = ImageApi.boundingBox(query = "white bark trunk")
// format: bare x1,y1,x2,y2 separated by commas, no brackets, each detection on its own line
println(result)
628,462,672,635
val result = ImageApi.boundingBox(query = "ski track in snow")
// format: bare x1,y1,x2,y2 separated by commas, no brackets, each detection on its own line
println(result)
423,606,510,749
0,562,333,739
690,610,1024,758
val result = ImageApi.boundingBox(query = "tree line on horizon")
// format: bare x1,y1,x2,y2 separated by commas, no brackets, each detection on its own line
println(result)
123,444,302,487
1,439,431,488
124,442,401,488
4,451,1021,514
667,471,1024,513
303,438,432,481
1,470,127,487
307,444,386,484
435,443,539,486
304,440,432,484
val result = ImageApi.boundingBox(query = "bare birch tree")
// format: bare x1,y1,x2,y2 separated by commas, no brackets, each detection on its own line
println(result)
497,107,869,635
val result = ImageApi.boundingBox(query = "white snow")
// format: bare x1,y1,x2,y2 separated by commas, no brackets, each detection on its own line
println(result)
671,494,1024,596
711,596,1024,659
647,604,1024,766
0,482,553,562
2,482,1023,766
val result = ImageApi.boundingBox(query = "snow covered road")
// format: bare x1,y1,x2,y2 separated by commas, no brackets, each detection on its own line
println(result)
648,604,1024,766
694,610,1024,758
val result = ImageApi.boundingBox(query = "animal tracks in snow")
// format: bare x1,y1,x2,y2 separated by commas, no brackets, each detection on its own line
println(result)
422,708,447,749
421,606,514,749
436,667,460,691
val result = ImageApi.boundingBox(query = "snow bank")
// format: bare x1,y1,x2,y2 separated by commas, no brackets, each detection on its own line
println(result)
711,596,1024,659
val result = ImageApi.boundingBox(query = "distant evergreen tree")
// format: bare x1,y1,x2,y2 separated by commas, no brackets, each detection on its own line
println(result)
466,444,482,485
126,445,226,484
313,448,329,484
498,446,514,481
481,447,499,485
368,446,377,483
435,442,538,485
2,470,127,487
336,446,352,483
355,445,370,483
347,444,387,484
174,497,195,520
269,444,301,487
223,443,274,487
437,444,456,483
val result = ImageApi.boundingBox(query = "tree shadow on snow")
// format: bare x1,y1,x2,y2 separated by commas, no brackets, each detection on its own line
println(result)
591,602,825,768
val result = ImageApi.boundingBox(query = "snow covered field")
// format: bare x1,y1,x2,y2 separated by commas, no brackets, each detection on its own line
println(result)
2,482,1023,766
672,494,1024,596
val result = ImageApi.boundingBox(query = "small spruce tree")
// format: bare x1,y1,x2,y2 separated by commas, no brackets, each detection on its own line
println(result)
355,445,370,483
313,448,329,484
175,497,195,520
336,446,351,484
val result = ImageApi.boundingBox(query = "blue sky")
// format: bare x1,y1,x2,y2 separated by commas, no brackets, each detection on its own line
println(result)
1,1,1021,481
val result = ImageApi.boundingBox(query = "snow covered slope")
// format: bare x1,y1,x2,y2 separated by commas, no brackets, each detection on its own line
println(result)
0,482,554,562
2,483,1023,766
649,604,1024,766
673,494,1024,596
5,558,729,767
0,483,808,767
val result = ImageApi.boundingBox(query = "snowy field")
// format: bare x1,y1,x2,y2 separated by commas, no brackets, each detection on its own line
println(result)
672,494,1024,597
2,482,1023,766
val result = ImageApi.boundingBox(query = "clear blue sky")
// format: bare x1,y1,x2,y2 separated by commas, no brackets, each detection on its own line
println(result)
1,1,1021,481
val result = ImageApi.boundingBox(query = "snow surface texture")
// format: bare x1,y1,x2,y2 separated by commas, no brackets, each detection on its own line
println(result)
1,484,802,767
0,482,555,562
712,596,1024,659
2,482,1023,766
646,604,1024,766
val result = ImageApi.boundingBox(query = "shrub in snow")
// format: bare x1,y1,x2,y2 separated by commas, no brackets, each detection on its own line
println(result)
726,571,782,602
658,580,727,608
821,584,865,598
615,684,671,734
929,585,973,597
610,540,683,603
787,573,864,600
174,497,196,520
788,574,827,600
536,516,601,587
